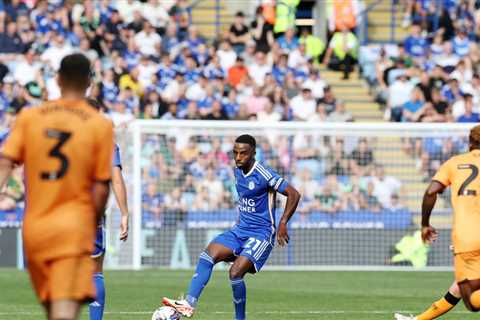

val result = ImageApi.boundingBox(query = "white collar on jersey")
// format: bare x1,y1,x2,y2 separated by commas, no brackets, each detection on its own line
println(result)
242,161,258,178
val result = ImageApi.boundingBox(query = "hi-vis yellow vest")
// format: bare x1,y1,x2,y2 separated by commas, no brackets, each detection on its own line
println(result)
274,0,300,34
300,35,325,58
331,31,358,60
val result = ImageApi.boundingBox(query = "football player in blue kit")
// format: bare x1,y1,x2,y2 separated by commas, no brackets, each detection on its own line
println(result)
87,99,130,320
163,134,301,319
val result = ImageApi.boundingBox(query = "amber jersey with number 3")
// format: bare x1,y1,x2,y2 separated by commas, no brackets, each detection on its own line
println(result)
433,150,480,254
1,99,113,260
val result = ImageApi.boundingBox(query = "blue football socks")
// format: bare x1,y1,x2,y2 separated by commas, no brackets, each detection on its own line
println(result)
89,272,105,320
186,252,214,307
230,277,246,320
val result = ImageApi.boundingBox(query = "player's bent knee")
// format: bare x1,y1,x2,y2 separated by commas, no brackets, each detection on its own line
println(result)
229,265,246,280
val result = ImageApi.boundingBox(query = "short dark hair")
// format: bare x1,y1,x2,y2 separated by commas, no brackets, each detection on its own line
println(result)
58,53,91,88
235,134,256,149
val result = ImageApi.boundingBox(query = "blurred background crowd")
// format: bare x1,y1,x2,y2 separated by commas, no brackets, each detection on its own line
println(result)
0,0,477,227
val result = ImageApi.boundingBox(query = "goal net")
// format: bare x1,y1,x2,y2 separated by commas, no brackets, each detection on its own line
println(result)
105,121,473,270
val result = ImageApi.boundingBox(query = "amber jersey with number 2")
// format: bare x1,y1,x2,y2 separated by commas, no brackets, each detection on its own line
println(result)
433,150,480,254
1,99,113,260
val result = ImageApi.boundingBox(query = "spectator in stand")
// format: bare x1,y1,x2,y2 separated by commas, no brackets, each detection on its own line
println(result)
248,51,271,86
250,6,274,54
442,77,463,106
309,104,328,122
229,11,249,55
326,139,350,176
134,21,161,57
317,86,337,114
401,85,426,122
287,42,310,70
456,94,480,122
290,87,316,121
389,73,414,122
257,100,281,122
41,32,73,70
322,23,358,79
370,164,402,209
327,100,354,122
317,175,344,214
245,85,269,115
142,182,163,222
270,86,291,120
277,27,299,53
216,40,237,73
13,49,41,86
350,138,374,176
204,100,228,120
142,0,170,35
361,181,382,213
227,57,248,88
403,23,428,61
452,27,473,58
303,70,327,100
299,28,325,63
433,44,458,74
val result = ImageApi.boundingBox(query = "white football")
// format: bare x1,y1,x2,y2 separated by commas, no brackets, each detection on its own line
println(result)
152,306,181,320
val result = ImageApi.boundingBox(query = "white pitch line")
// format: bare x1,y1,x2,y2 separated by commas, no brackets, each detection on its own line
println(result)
0,310,475,315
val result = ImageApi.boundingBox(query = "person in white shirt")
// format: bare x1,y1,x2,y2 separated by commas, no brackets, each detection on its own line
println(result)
288,43,310,69
41,33,73,71
290,87,317,121
370,164,402,209
134,21,162,56
185,75,208,101
216,40,237,72
257,100,281,122
302,70,326,100
142,0,170,30
117,0,143,24
387,73,414,120
247,51,271,86
13,49,41,86
137,56,158,88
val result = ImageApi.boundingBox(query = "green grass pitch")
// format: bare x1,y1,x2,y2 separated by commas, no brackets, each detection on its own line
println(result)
1,269,478,320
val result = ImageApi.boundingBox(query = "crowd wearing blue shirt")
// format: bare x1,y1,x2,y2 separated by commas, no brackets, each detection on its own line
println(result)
0,0,335,125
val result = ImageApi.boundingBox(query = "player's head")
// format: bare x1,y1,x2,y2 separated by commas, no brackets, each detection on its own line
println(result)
233,134,256,170
469,125,480,151
57,53,92,94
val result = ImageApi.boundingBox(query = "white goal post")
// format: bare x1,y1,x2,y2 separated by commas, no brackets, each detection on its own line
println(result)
104,121,474,271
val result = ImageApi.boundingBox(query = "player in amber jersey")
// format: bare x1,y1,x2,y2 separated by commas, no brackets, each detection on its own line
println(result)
0,53,113,320
421,124,480,313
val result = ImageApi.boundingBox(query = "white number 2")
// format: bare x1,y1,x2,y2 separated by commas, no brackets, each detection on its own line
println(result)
244,237,262,251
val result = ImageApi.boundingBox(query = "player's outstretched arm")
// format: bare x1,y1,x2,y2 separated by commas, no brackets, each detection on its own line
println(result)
112,166,129,241
0,157,14,190
421,180,445,244
277,185,301,246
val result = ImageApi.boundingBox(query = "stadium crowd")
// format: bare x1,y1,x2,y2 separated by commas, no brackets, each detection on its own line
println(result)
358,0,480,183
0,0,353,125
2,0,476,226
0,0,364,226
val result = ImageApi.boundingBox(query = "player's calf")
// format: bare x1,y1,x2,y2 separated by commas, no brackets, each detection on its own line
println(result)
229,257,252,320
459,280,480,312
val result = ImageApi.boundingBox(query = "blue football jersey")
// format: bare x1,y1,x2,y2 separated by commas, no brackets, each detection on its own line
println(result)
234,161,288,237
